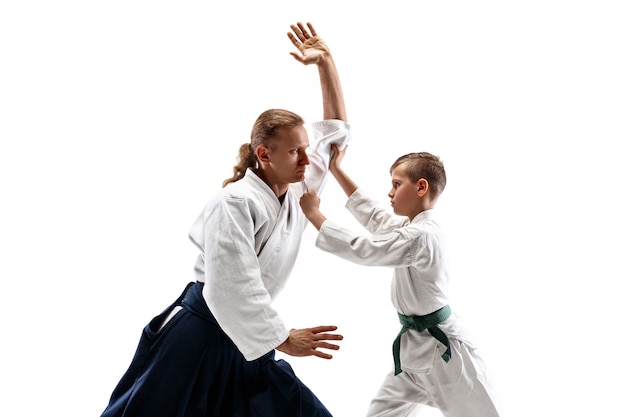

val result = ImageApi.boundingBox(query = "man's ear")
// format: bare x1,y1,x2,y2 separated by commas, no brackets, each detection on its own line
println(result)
416,178,429,197
256,145,270,164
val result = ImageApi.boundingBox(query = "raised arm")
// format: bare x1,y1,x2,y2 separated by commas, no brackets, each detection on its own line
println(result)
288,22,347,122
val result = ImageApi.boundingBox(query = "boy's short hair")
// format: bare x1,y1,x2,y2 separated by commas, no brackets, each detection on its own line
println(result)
390,152,447,198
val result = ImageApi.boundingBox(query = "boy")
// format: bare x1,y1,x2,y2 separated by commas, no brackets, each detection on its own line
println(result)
299,145,503,417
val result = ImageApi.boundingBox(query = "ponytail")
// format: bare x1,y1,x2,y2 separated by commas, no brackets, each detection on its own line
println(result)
222,143,256,187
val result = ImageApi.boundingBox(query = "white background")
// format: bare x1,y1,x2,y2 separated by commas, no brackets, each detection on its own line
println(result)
1,1,625,416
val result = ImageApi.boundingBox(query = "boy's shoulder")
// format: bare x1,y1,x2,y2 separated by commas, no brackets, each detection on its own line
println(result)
405,212,444,239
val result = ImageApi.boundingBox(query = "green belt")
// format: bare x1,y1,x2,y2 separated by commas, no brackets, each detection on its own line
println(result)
393,305,452,375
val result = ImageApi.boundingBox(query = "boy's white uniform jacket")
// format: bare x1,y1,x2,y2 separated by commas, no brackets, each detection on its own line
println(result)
316,188,474,374
188,120,350,361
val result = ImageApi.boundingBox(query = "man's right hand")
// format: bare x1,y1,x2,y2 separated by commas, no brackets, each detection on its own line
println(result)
276,325,343,359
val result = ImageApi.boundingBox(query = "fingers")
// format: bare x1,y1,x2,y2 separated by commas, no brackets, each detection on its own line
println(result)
292,22,311,42
289,51,305,64
312,350,334,360
288,25,305,45
312,348,338,360
289,21,315,45
287,32,301,49
309,326,343,343
313,333,344,342
287,23,309,64
310,340,341,360
311,339,341,360
315,341,341,351
308,324,338,333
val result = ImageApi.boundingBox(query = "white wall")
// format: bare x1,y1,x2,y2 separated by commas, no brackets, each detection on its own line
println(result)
1,1,625,416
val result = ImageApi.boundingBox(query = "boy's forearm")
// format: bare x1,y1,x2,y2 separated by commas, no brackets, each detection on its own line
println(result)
331,166,358,198
305,210,327,231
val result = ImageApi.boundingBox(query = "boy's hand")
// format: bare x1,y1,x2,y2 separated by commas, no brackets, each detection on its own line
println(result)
329,143,346,175
299,190,327,230
288,22,330,65
299,190,321,215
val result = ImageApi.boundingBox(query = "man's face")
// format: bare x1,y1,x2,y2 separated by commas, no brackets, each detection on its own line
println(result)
265,125,310,185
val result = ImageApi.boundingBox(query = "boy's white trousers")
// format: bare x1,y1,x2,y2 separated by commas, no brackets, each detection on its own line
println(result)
366,339,504,417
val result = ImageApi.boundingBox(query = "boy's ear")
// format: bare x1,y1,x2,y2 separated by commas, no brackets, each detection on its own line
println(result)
416,178,429,197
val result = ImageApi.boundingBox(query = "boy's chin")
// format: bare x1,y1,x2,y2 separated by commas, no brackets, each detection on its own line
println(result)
392,207,405,216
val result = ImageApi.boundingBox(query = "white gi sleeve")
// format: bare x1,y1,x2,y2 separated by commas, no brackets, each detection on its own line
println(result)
202,195,289,361
294,119,351,197
345,188,409,235
316,219,420,269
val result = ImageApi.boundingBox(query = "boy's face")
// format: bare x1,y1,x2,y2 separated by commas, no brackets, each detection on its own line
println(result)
388,164,422,219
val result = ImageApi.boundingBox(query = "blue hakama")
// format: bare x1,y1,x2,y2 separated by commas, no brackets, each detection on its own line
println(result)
100,282,332,417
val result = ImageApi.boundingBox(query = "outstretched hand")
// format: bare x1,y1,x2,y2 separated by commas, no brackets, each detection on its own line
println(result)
277,325,343,359
288,22,330,65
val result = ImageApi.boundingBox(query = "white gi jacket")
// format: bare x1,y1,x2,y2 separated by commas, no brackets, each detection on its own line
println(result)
316,188,471,373
188,120,350,361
